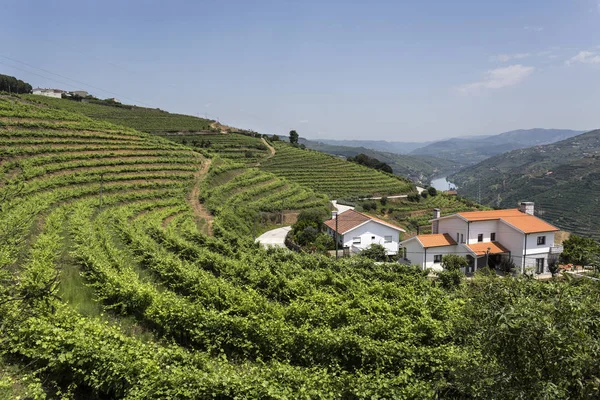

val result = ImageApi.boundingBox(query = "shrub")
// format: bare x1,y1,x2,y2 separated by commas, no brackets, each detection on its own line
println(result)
361,244,387,261
380,196,388,206
428,187,437,196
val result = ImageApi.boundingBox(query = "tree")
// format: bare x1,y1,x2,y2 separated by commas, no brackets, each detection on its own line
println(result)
0,74,32,94
421,191,429,199
441,254,469,271
361,244,387,261
271,134,280,142
380,196,388,206
289,130,299,145
560,235,599,267
428,186,437,196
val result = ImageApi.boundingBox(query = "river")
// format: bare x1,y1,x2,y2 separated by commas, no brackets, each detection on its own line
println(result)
430,176,457,192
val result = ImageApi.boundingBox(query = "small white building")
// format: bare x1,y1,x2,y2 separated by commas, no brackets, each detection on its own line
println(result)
32,88,64,99
324,209,405,255
400,202,560,274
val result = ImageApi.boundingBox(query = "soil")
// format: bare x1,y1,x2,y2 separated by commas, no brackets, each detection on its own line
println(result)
188,158,213,235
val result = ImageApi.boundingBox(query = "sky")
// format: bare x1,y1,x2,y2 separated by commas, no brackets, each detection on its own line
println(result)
2,0,600,141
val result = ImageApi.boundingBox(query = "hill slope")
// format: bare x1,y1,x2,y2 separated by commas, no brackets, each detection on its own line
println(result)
410,128,584,164
22,94,216,133
260,142,415,198
312,138,430,154
450,129,600,238
300,139,461,184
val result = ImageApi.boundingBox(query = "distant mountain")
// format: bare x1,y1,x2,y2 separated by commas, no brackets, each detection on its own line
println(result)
449,129,600,239
410,129,584,164
299,138,461,184
311,139,430,154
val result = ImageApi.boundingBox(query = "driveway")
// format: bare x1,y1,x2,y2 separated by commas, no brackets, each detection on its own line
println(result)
331,200,354,214
255,226,292,249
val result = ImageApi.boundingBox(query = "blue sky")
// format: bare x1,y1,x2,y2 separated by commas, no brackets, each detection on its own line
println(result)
2,0,600,141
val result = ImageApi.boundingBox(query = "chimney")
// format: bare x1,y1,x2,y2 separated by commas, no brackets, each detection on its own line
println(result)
519,202,534,216
432,208,440,234
332,211,338,219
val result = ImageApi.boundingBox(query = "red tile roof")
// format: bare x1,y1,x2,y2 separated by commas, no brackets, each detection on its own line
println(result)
466,241,510,256
324,209,404,234
456,209,559,234
416,233,457,248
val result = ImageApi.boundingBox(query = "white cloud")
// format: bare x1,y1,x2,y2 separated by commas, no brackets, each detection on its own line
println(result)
566,51,600,65
491,53,531,62
299,119,309,124
524,26,544,32
458,64,535,94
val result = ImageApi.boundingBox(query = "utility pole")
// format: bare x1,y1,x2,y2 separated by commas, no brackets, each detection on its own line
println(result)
486,247,491,269
334,211,339,260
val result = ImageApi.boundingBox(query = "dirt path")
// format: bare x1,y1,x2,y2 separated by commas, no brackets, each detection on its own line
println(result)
262,137,275,158
255,137,276,167
188,158,213,235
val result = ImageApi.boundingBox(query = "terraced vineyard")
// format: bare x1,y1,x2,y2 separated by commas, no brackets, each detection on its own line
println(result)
161,132,272,165
1,95,600,398
261,142,415,198
0,97,452,397
21,94,215,133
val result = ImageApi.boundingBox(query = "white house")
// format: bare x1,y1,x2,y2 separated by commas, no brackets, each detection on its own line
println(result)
32,88,64,99
400,202,560,274
324,209,405,255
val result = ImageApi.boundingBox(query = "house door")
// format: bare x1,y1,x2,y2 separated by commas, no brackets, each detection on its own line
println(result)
536,258,545,274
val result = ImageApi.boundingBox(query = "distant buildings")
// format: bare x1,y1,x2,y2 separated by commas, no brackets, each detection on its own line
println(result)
71,90,89,97
324,209,406,255
32,88,65,98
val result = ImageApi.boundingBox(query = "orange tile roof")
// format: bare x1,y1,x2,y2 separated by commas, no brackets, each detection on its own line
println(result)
466,241,510,256
416,233,457,248
456,209,559,234
324,209,403,234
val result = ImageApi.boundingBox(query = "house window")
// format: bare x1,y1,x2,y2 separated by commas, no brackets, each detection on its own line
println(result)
384,235,392,243
490,232,496,241
456,233,459,243
353,237,361,244
477,234,483,243
536,258,545,274
433,254,442,263
537,236,546,245
371,236,375,240
460,234,464,243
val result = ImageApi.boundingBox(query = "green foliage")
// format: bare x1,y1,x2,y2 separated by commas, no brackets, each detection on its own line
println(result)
0,74,32,93
441,254,469,271
380,196,388,206
360,244,387,261
289,130,299,145
3,89,600,399
427,186,437,196
347,153,393,173
560,235,600,266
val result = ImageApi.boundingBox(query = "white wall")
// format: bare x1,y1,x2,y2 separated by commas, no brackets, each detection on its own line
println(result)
401,239,458,271
437,217,468,244
342,221,401,255
522,231,556,273
467,220,500,244
32,90,62,99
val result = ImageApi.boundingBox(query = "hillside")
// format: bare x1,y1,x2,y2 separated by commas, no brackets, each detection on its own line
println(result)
410,128,584,164
312,138,429,154
450,129,600,238
1,96,600,398
300,138,461,184
21,94,216,133
260,141,415,198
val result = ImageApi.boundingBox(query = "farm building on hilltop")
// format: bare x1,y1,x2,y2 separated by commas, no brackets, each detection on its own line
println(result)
400,202,561,274
32,88,65,98
324,209,405,256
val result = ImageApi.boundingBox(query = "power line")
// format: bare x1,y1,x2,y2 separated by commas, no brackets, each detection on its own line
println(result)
0,54,154,107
